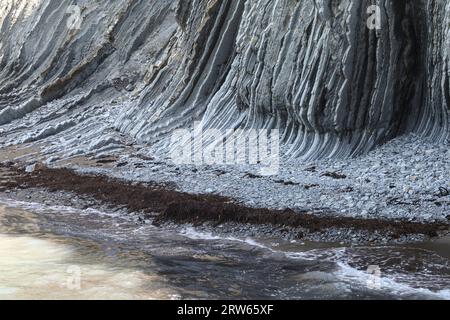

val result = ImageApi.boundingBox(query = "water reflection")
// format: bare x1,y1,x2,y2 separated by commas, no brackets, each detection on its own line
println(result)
0,206,178,300
0,201,448,300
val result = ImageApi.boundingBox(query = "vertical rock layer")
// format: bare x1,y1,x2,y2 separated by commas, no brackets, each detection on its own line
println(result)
0,0,449,160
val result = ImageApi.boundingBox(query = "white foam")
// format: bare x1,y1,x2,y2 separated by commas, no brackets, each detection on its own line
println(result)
0,198,126,220
2,200,448,300
334,261,450,300
180,227,450,300
180,227,272,250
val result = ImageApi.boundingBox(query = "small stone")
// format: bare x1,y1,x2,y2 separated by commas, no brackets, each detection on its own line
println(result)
25,164,37,173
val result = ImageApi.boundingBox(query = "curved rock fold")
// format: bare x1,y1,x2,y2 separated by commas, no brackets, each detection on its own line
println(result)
0,0,449,160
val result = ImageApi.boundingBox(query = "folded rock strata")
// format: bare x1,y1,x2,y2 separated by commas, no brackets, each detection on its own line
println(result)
0,0,449,160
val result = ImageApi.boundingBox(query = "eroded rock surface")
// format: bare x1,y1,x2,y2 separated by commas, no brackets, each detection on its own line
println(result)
0,0,449,160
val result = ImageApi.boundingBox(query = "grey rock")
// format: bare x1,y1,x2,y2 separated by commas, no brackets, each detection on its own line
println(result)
25,164,37,173
0,0,448,160
0,0,448,225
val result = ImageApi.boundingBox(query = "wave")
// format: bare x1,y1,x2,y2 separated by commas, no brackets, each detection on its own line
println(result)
180,226,450,300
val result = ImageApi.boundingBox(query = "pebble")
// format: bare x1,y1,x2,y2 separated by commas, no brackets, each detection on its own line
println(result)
25,164,37,173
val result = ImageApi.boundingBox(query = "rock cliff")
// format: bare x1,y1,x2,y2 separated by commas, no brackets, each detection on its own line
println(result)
0,0,449,160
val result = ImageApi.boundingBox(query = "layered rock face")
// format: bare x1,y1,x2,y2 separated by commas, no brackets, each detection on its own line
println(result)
0,0,449,160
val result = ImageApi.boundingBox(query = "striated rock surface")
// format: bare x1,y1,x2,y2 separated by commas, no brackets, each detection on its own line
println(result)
0,0,449,160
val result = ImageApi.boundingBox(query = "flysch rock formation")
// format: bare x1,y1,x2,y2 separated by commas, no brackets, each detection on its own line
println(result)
0,0,450,229
0,0,449,162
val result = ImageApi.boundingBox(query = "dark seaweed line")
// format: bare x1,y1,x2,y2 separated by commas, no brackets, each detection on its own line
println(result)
0,163,448,239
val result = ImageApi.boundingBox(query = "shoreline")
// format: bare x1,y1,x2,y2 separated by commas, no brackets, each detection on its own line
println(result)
1,162,448,244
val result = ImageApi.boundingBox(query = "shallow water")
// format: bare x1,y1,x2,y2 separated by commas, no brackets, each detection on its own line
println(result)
0,199,449,300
